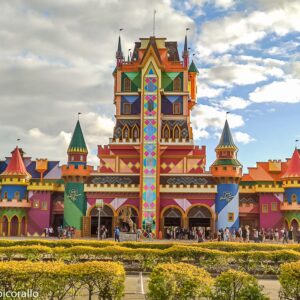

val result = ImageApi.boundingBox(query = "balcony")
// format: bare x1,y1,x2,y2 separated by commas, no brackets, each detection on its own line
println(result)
280,202,300,211
0,198,31,208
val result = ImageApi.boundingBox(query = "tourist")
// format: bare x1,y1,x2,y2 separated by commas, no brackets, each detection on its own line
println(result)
231,228,236,241
44,227,49,238
237,227,242,242
282,229,289,244
245,226,250,242
297,229,300,243
49,227,53,237
275,228,279,242
114,226,120,242
136,228,142,241
288,226,293,242
253,228,259,243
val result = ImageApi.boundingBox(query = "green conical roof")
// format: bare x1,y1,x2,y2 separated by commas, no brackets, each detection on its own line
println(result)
216,120,237,150
68,120,88,154
188,60,199,73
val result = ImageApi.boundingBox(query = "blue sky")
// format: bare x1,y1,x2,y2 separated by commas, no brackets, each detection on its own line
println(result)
0,0,299,171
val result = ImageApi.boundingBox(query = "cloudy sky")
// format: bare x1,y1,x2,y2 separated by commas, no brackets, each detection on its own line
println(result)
0,0,299,170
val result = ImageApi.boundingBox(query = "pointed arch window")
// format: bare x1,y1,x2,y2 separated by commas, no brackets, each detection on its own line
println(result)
173,125,181,140
162,125,171,139
132,125,139,140
122,125,130,140
173,77,181,92
124,78,131,92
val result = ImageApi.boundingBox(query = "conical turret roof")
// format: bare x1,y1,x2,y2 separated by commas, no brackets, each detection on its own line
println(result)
188,60,199,73
1,147,31,178
68,120,88,154
216,120,237,150
282,148,300,179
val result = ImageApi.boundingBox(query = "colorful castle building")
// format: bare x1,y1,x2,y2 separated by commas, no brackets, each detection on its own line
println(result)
0,34,299,238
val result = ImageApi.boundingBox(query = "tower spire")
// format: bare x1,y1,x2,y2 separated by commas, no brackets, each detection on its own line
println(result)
183,28,190,68
67,119,88,166
116,29,124,67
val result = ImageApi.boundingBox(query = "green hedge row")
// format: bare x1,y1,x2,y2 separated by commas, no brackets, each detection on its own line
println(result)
0,239,299,252
148,263,269,300
0,261,125,300
0,245,298,274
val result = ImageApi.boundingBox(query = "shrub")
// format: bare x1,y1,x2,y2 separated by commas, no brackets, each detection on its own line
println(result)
147,262,213,300
0,261,125,300
213,269,269,300
279,261,300,300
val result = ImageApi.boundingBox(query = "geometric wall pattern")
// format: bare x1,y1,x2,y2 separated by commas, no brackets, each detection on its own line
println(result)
141,64,159,233
162,72,183,91
121,72,141,92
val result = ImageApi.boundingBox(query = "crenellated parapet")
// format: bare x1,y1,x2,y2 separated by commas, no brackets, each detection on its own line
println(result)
28,182,65,192
61,164,93,179
1,177,30,186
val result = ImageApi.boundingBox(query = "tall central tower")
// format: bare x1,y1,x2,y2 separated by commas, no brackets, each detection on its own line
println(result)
97,33,199,237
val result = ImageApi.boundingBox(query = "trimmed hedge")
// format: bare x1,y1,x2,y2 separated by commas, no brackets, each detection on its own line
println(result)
0,244,298,274
0,240,300,252
0,261,125,300
213,269,269,300
148,263,213,300
279,261,300,300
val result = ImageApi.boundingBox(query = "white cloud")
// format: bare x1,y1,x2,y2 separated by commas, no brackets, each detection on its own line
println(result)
233,131,255,144
197,0,300,55
0,0,193,165
200,62,284,87
197,82,224,98
214,0,235,9
220,97,251,110
191,104,244,140
249,78,300,103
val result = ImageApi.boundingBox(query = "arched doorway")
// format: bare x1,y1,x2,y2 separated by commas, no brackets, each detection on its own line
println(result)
90,205,114,237
187,205,213,238
10,216,19,237
2,216,8,237
21,217,26,236
291,219,299,241
162,207,183,238
117,206,138,233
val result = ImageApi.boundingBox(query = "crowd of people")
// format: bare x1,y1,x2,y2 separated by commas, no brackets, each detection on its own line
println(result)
163,225,300,243
44,226,76,239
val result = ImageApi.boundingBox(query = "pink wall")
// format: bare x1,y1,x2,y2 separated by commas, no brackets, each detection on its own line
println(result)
27,192,52,235
259,194,283,229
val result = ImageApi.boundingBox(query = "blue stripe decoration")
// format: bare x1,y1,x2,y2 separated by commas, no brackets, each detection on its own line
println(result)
216,184,239,230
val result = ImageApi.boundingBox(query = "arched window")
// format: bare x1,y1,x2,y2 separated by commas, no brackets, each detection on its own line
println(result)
162,125,170,139
124,78,131,92
292,194,297,203
123,103,131,114
132,125,139,140
3,192,8,199
173,77,181,92
173,125,181,140
14,191,20,200
122,125,130,140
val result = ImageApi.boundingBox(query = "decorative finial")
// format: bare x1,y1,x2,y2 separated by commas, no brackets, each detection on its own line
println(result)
226,111,230,120
153,10,157,36
78,112,82,120
295,139,299,149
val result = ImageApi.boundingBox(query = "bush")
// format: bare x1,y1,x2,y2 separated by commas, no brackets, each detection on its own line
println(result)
0,261,125,300
213,269,269,300
147,262,213,300
279,261,300,300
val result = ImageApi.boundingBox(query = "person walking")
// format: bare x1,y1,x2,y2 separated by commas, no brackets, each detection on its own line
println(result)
114,226,120,242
